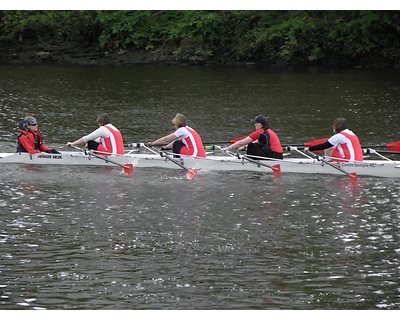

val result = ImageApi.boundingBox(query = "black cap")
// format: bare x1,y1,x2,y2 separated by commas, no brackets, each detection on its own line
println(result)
250,115,268,125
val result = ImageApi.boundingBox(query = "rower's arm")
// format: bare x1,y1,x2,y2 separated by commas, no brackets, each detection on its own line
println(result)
150,133,177,146
309,141,334,151
228,136,252,150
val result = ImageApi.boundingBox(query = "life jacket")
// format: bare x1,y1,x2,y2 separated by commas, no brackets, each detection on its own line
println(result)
96,124,125,155
331,130,363,162
180,126,206,158
17,122,44,153
258,129,283,154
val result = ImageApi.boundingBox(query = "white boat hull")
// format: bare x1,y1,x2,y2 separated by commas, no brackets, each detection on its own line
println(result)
1,151,399,178
134,154,400,178
0,152,133,167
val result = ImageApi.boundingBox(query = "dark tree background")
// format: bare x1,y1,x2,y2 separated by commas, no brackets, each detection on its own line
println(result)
1,10,399,66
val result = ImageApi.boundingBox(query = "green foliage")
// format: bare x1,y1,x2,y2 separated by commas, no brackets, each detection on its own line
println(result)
327,11,399,56
0,10,399,65
165,11,225,44
96,11,153,49
0,11,98,46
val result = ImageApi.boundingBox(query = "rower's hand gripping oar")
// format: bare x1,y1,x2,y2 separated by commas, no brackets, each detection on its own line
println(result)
69,145,134,177
141,143,199,181
306,150,358,186
215,145,281,178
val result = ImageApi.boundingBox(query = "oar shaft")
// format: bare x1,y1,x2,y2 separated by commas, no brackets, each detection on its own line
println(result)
124,142,169,148
307,151,351,176
242,154,273,169
69,145,123,168
142,144,189,172
143,144,199,181
364,148,400,154
161,153,188,171
203,141,239,145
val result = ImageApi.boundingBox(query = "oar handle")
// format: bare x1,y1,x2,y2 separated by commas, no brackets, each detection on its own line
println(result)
305,150,323,161
125,142,168,148
69,144,87,154
286,146,313,159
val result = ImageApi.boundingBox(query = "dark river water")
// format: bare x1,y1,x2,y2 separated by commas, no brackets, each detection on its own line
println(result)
0,63,400,310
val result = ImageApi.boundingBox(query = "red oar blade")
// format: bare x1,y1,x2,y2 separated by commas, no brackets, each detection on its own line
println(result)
304,138,329,147
123,164,134,177
272,164,281,178
349,173,358,186
230,136,247,144
387,141,400,152
186,169,199,181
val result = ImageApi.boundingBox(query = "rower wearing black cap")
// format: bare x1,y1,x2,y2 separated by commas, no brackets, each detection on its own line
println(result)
224,115,283,159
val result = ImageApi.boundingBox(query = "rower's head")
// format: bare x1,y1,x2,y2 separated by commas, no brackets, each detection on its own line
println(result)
22,116,38,131
333,117,348,133
250,115,270,129
172,113,187,128
97,113,111,126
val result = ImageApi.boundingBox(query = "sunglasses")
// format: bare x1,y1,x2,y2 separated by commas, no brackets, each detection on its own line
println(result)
26,121,38,126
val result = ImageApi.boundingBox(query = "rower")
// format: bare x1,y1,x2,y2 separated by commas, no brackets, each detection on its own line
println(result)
304,117,363,162
222,115,283,160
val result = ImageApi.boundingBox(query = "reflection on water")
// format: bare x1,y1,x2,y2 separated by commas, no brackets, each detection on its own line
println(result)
1,64,400,310
1,64,399,151
1,165,400,310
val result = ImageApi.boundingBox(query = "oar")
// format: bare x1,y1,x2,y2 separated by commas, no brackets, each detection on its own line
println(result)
202,140,241,145
124,143,140,148
242,154,282,178
229,136,247,144
365,149,400,155
206,137,400,152
363,148,398,161
286,146,314,159
304,138,400,152
69,145,134,177
127,141,242,147
215,145,281,178
231,136,325,147
125,142,168,148
306,150,358,186
384,141,400,152
303,138,329,149
141,144,199,181
204,136,247,145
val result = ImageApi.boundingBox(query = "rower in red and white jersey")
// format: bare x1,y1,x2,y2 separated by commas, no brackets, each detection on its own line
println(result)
305,117,363,162
66,113,125,155
148,113,206,158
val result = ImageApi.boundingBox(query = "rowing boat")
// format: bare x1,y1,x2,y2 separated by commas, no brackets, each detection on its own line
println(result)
1,150,399,178
0,151,133,167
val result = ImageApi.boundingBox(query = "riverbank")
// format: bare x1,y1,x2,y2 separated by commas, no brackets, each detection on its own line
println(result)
0,41,241,66
0,42,397,68
0,42,167,66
